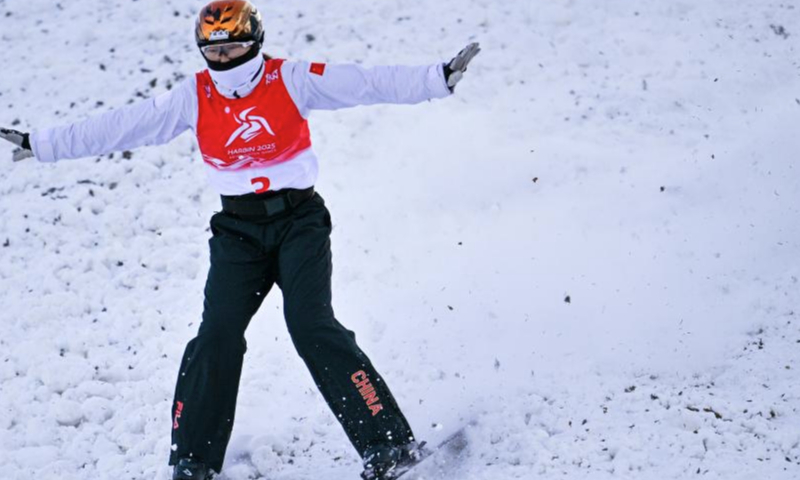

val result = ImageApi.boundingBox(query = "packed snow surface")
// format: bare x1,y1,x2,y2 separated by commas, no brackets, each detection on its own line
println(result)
1,0,799,479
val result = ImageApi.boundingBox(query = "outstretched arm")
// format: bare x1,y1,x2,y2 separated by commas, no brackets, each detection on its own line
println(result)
282,43,480,116
1,78,197,163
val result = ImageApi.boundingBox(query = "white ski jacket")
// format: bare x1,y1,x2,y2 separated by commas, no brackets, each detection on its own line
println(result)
30,60,451,196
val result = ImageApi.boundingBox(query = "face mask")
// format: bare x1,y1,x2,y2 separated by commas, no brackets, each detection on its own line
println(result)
208,54,264,99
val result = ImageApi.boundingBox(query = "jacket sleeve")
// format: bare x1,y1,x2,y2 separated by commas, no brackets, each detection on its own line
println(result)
30,77,198,163
280,61,452,117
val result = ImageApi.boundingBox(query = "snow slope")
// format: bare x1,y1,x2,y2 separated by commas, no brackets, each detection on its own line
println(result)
0,0,799,479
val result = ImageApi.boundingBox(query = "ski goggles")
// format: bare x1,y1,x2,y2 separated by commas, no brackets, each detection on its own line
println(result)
200,41,256,62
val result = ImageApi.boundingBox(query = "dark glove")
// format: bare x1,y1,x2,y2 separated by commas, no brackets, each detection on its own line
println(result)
443,42,481,92
0,127,34,161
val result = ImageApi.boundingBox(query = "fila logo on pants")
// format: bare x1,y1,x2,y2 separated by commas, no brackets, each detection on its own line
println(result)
351,370,384,416
225,106,275,147
173,401,184,430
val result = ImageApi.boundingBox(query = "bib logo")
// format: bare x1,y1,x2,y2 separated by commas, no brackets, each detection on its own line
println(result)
225,107,276,147
264,69,280,85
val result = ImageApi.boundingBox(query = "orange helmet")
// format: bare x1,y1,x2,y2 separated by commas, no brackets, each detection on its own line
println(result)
195,1,264,48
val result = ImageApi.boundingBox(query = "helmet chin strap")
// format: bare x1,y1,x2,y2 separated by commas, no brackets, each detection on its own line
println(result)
207,52,265,99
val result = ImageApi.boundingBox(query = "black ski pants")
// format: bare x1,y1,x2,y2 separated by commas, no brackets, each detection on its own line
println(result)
168,192,414,473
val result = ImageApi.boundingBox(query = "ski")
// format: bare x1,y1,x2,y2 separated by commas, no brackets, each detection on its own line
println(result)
391,427,470,480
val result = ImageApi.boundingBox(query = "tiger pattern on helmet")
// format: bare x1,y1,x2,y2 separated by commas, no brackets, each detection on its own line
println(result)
195,1,264,47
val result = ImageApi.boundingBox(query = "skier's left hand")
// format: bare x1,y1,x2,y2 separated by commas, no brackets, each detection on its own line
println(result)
443,42,481,92
0,127,34,162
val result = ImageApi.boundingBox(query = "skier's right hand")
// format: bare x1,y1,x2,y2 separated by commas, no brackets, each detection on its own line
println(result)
0,127,34,162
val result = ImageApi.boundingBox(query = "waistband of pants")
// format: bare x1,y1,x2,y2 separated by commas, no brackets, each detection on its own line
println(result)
220,186,315,219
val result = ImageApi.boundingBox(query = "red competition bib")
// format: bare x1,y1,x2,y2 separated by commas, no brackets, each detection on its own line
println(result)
195,58,312,171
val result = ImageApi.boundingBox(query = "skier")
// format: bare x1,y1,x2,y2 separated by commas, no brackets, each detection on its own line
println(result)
0,1,479,479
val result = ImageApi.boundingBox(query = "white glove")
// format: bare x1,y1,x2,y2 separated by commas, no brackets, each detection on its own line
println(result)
0,127,34,162
443,42,481,92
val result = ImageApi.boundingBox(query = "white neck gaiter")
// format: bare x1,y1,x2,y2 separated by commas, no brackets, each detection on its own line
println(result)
208,55,265,99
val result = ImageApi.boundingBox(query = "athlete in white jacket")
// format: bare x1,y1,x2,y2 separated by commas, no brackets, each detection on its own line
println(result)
0,2,479,479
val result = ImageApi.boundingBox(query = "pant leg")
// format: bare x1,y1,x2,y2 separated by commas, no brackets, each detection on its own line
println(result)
170,212,276,473
276,194,415,456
